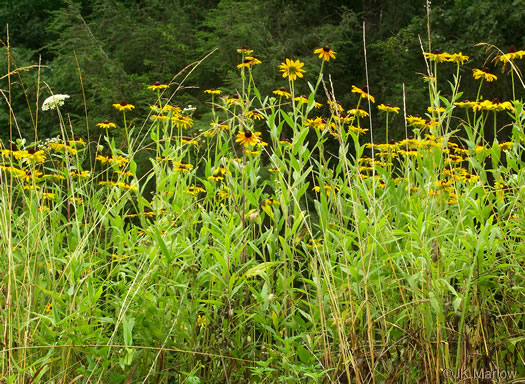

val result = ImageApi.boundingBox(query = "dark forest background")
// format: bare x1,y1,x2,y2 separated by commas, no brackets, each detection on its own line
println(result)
2,0,524,144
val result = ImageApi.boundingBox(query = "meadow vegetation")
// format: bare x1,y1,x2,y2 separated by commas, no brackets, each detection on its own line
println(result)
1,9,525,383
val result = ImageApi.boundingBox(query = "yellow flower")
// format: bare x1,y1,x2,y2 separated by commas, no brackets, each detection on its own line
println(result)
473,68,497,82
97,120,117,129
406,115,425,126
225,94,243,106
454,100,476,109
147,81,169,90
185,186,206,195
351,85,375,103
279,59,306,81
236,130,267,147
112,101,135,111
378,104,400,113
204,88,222,95
197,314,207,329
273,87,291,99
181,138,199,145
246,110,265,120
96,154,129,167
173,161,194,173
424,49,451,63
70,170,90,178
306,238,322,249
237,45,253,55
314,45,336,62
312,185,339,196
498,141,513,151
428,106,445,113
347,108,369,118
48,143,77,154
45,303,53,313
171,115,193,128
237,56,261,69
447,52,469,64
217,187,230,199
498,45,525,63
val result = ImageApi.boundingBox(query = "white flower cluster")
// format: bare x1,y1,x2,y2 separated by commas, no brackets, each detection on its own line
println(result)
38,136,61,149
42,94,70,111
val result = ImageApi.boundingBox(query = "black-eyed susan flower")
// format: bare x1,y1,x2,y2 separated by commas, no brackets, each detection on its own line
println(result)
49,143,77,154
378,104,400,113
447,52,469,64
148,81,169,90
204,88,222,95
237,45,253,55
279,138,292,148
97,120,116,129
268,167,279,173
225,94,243,106
498,141,513,151
181,138,199,145
112,101,135,112
347,108,369,118
173,161,194,173
236,130,267,147
197,314,207,329
96,154,129,167
348,126,369,134
498,45,525,63
279,59,305,80
454,100,477,109
473,67,497,82
42,192,56,200
306,238,322,249
424,49,451,63
246,110,265,120
185,186,206,195
208,174,224,181
327,100,344,112
273,87,291,99
314,45,336,62
45,303,53,313
217,187,230,199
237,56,261,69
70,170,90,178
351,85,375,103
427,106,445,113
312,185,339,196
172,115,193,128
406,115,426,126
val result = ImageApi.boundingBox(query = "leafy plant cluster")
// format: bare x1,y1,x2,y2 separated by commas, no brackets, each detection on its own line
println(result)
1,27,524,382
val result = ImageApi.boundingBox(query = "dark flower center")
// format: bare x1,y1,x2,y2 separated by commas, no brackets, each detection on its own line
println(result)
231,94,239,99
491,98,500,104
361,86,368,93
154,81,161,86
103,120,110,124
389,139,396,145
120,101,128,106
27,147,36,154
508,45,517,53
433,49,441,54
279,87,286,92
323,45,331,52
244,130,253,138
482,67,491,73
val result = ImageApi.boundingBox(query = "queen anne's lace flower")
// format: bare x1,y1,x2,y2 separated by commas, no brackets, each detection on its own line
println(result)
42,94,70,111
